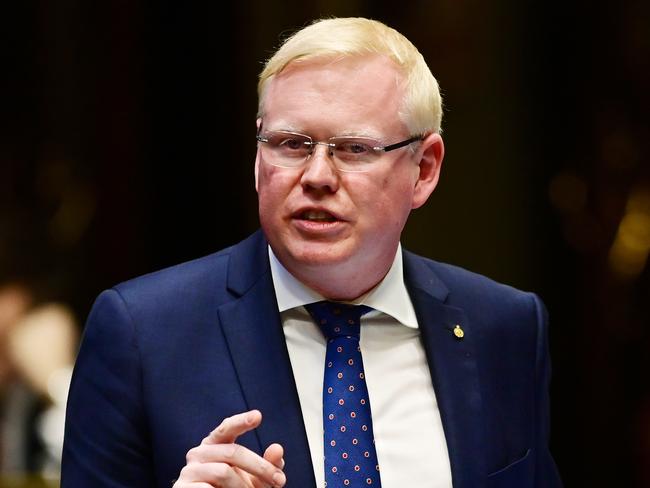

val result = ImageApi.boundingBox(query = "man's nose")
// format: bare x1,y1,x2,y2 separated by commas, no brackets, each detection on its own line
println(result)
300,144,340,193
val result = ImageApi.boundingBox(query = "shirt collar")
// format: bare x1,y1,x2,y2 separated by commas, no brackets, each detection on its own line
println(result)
268,245,419,329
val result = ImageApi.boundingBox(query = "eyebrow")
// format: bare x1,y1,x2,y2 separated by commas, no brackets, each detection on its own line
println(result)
264,126,384,141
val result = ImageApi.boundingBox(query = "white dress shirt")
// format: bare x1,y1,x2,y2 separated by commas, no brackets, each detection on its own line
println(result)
269,246,453,487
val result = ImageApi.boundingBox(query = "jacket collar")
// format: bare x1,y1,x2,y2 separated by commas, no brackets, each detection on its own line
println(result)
220,230,317,487
404,250,486,487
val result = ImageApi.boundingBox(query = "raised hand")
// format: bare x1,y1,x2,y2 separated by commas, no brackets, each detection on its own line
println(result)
173,410,286,488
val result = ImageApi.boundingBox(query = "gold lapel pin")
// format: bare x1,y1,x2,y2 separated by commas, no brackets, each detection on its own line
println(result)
453,324,465,339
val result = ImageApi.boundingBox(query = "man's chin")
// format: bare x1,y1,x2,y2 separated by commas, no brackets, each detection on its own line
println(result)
281,241,355,270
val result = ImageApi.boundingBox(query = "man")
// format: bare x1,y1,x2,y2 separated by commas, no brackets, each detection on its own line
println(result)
62,17,562,488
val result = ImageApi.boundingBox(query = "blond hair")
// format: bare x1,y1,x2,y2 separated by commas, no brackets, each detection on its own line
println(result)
257,17,443,134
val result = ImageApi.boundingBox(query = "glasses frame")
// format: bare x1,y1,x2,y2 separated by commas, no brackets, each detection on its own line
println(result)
255,124,425,172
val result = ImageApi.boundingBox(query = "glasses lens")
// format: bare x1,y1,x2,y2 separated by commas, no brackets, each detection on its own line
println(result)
259,131,312,167
330,137,381,172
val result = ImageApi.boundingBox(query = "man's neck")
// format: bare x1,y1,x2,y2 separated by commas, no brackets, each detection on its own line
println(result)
268,245,397,302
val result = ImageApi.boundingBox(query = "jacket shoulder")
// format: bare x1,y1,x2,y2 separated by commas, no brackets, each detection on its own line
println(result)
114,247,232,305
404,251,542,317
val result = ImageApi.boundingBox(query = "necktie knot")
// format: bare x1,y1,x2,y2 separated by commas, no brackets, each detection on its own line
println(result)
305,301,372,341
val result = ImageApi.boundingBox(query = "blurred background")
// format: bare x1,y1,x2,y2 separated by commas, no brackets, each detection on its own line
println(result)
1,0,649,486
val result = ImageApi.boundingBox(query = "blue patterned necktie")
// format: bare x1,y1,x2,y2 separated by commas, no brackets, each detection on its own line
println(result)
305,301,382,488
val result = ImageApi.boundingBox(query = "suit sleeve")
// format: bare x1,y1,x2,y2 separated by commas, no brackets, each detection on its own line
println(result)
530,293,563,487
61,289,156,487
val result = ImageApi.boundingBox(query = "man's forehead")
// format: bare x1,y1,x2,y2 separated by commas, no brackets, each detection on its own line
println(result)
262,56,407,137
274,53,404,84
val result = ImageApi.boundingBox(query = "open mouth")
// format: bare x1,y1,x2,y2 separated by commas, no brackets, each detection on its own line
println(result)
298,210,338,222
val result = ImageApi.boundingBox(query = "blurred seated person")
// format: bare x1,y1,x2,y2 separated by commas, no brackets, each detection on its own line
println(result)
0,281,78,481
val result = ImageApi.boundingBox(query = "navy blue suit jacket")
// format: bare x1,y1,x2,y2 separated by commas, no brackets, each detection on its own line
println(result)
62,230,562,487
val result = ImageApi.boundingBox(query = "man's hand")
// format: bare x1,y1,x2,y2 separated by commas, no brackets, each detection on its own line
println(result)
173,410,286,488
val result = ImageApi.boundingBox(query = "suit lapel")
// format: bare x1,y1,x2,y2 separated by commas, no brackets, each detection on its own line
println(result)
218,232,316,488
404,251,486,488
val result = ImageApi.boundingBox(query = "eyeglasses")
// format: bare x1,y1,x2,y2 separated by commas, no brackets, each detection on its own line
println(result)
256,129,424,173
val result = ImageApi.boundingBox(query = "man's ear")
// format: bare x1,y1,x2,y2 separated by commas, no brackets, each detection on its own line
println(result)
412,132,444,209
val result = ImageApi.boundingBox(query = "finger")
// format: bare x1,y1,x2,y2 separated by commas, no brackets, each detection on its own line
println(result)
263,443,285,469
177,461,248,488
203,410,262,445
186,443,285,487
174,483,215,488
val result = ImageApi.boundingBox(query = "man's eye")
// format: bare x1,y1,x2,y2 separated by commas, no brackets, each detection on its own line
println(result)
278,137,307,150
337,141,373,154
